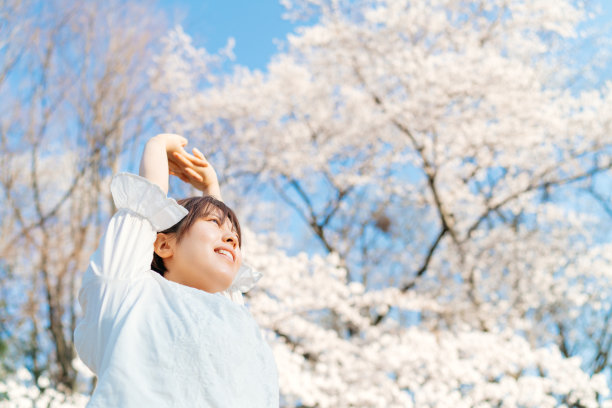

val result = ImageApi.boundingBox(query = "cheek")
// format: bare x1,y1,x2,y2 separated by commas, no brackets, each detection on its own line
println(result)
183,225,217,249
236,251,243,267
176,236,212,264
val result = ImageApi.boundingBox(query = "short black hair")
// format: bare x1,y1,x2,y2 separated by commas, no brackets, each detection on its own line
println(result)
151,196,242,276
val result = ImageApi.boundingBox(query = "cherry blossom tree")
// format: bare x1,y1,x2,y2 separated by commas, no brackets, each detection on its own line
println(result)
0,368,88,407
151,0,612,406
3,0,612,406
0,0,165,394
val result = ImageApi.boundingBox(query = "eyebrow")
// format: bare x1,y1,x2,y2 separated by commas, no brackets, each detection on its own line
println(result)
205,212,238,234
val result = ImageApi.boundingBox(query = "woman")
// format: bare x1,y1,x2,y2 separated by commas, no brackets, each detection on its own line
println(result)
74,134,279,407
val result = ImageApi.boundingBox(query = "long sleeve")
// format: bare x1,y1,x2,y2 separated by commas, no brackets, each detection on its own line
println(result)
82,173,188,285
75,173,187,374
221,262,263,305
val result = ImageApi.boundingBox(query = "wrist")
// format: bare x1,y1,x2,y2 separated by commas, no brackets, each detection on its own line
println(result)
202,182,222,200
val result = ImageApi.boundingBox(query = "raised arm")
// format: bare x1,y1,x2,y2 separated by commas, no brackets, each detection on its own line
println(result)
169,144,223,201
138,133,222,200
139,134,187,195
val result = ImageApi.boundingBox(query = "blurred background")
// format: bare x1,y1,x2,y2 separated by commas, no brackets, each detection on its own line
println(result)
2,0,612,406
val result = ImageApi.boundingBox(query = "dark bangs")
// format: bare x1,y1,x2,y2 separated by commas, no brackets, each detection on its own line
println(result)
151,196,242,275
173,196,242,247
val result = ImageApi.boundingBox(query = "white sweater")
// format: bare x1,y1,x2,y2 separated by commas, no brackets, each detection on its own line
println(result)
74,173,279,407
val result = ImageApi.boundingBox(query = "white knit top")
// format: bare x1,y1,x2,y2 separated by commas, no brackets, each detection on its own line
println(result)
74,173,279,407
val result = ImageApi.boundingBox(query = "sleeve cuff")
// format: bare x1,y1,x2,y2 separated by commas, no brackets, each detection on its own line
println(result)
229,262,263,293
110,173,188,231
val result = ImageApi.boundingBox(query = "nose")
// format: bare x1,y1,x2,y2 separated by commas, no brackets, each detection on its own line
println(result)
223,230,238,248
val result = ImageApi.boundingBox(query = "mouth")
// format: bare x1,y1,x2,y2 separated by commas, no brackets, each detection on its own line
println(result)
214,247,235,263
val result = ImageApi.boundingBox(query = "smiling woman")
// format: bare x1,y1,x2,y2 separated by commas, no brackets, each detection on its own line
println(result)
151,195,243,293
73,134,279,407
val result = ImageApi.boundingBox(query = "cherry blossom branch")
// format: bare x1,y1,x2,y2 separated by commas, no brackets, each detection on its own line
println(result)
465,162,612,239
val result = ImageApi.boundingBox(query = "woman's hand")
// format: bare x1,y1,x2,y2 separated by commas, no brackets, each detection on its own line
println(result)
169,147,223,201
139,133,222,200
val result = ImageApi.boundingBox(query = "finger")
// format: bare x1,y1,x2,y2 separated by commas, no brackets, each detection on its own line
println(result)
191,149,210,166
170,169,187,182
172,170,189,183
182,149,207,165
184,167,204,181
168,163,185,177
192,147,207,161
172,151,194,167
168,160,184,174
168,160,189,180
176,145,189,156
174,151,208,168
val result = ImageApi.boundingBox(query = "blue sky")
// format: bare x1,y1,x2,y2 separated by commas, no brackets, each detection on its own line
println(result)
158,0,297,71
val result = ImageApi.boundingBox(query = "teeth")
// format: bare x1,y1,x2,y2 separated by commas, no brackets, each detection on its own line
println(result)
216,249,233,261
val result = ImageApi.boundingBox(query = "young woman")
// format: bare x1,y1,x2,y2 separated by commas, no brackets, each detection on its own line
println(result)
74,134,279,407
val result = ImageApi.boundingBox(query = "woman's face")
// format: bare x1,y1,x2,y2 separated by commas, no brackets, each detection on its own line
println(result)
163,208,242,293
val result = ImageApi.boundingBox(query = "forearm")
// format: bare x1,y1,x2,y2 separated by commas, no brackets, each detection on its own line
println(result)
139,136,169,195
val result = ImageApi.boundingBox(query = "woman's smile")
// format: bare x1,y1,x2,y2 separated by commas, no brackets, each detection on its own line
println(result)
215,247,235,262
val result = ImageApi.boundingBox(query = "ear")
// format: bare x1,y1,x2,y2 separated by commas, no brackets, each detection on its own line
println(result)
154,233,175,259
